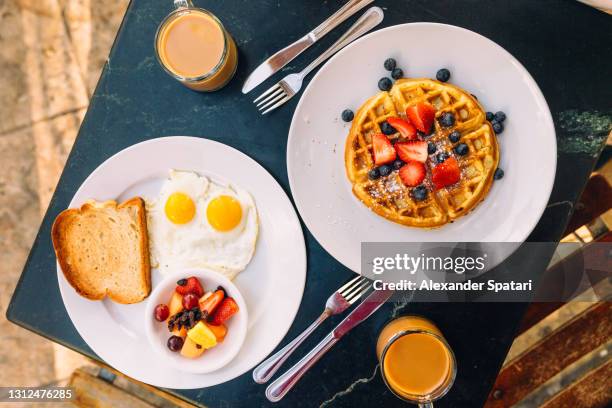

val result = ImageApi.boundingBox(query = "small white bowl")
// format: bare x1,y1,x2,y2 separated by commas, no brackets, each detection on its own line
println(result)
145,268,248,374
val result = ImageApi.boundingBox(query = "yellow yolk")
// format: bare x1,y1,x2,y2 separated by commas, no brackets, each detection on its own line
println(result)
165,192,196,224
206,195,242,231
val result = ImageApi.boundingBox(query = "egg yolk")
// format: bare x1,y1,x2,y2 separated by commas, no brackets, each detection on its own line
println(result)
206,195,242,231
165,192,196,224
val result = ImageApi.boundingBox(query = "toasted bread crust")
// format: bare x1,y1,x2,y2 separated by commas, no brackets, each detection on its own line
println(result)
51,197,151,304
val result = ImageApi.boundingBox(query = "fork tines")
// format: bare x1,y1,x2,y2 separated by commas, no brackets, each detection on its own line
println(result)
254,83,291,115
338,275,371,304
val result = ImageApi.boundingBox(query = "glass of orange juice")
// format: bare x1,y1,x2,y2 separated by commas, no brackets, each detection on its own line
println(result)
376,316,456,407
155,0,238,91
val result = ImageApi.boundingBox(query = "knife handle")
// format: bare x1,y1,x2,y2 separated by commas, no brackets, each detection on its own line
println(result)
265,332,338,402
311,0,375,41
300,6,383,79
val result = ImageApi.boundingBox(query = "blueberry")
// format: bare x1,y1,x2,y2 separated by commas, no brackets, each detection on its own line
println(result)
381,121,396,135
384,58,397,71
492,121,504,134
436,68,451,82
494,168,504,180
486,112,495,121
454,143,469,156
436,152,449,163
427,142,437,155
368,168,381,180
391,68,403,80
392,159,404,170
411,185,428,201
177,279,187,286
494,111,506,122
449,131,461,143
378,77,393,91
438,112,455,127
341,109,354,122
378,164,392,177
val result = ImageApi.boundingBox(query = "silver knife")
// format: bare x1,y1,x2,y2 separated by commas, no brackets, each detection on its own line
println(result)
242,0,374,94
265,288,394,402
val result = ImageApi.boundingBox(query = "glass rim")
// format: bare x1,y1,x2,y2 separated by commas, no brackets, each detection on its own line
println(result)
379,329,457,403
154,7,230,83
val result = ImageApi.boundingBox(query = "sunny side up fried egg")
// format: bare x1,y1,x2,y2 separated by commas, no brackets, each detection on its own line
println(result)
147,170,258,280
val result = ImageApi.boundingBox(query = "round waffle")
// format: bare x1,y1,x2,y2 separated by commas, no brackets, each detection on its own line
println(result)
345,78,499,228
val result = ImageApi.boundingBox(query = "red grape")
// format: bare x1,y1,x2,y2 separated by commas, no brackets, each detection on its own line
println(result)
154,304,169,322
182,293,199,310
167,335,183,352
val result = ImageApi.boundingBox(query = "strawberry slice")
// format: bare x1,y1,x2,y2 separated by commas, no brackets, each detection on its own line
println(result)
398,161,426,187
386,117,417,140
176,276,204,297
432,157,461,189
406,103,436,134
209,297,239,325
395,141,428,163
371,133,396,165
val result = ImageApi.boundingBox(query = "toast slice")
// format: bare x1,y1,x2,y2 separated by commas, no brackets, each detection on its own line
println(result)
51,198,151,304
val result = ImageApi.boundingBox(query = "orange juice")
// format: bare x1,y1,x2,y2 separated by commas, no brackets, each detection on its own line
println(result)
376,316,456,403
155,8,237,91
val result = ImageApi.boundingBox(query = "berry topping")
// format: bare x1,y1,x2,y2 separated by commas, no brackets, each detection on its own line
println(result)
438,112,455,128
372,134,397,165
378,77,392,91
392,159,405,170
436,152,450,163
492,121,504,134
154,304,170,322
454,143,469,156
399,161,426,187
406,102,436,134
427,142,437,155
378,164,392,177
341,109,354,122
494,111,506,122
449,131,461,143
436,68,451,82
486,112,495,121
494,168,505,180
209,297,240,326
411,185,428,201
387,117,417,140
395,140,428,163
175,276,204,297
391,68,403,80
167,335,184,352
368,168,381,180
384,58,397,71
380,121,397,135
432,157,461,189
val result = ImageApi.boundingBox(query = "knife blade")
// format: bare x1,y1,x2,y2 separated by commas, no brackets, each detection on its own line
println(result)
332,287,394,338
242,0,374,94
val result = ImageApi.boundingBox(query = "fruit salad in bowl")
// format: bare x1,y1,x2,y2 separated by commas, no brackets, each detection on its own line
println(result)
145,269,248,374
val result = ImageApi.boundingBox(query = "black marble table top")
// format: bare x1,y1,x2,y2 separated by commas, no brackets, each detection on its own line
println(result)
8,1,611,407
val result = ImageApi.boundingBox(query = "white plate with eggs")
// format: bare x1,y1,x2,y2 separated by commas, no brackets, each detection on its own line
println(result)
57,136,306,388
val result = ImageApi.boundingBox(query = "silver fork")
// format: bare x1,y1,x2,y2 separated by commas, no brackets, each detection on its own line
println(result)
254,6,384,115
252,275,371,384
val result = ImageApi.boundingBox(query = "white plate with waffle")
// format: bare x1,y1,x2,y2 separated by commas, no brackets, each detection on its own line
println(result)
287,23,556,273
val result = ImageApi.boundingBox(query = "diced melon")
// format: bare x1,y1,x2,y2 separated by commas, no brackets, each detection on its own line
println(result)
168,292,183,316
206,323,227,342
171,326,187,338
180,337,205,359
187,322,217,349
